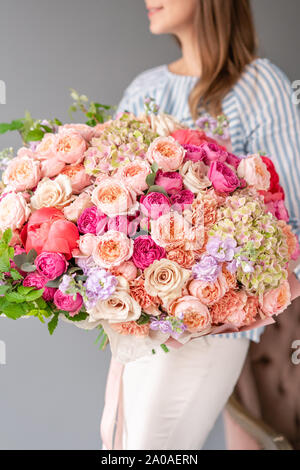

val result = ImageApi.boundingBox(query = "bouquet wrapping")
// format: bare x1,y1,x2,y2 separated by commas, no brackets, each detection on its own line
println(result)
0,104,298,362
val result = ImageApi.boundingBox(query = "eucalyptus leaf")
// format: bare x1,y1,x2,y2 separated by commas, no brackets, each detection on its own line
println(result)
146,185,169,198
20,262,36,273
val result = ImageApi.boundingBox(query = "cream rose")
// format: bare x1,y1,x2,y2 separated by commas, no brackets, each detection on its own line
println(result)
63,192,93,222
31,174,74,210
147,136,186,171
88,276,141,324
3,156,41,192
237,154,270,191
92,177,138,216
35,133,58,160
0,192,31,231
141,112,185,137
180,160,211,193
144,259,191,302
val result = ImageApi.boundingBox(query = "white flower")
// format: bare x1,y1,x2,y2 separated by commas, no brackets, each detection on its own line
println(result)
31,174,74,210
180,161,211,193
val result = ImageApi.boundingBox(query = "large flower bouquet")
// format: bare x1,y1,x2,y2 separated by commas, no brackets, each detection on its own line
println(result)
0,95,298,362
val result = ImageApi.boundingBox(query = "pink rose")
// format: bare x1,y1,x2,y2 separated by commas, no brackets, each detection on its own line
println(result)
35,134,57,160
40,158,65,178
93,230,134,268
61,164,91,194
78,234,98,257
132,235,166,270
118,160,151,195
237,154,270,191
92,178,137,217
17,147,36,159
208,162,240,193
155,170,183,195
201,142,228,164
260,280,291,317
140,192,171,220
59,124,94,141
54,290,83,315
147,136,186,171
111,260,138,281
63,192,93,222
55,129,87,164
189,273,228,306
23,272,57,302
265,200,289,222
169,296,211,333
226,153,241,170
77,206,107,235
170,190,194,211
3,156,41,191
35,252,68,280
182,144,206,163
0,192,31,232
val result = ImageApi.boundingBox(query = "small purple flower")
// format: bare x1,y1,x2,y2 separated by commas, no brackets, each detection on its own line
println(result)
76,257,97,276
206,236,237,262
192,256,221,283
150,314,187,339
84,269,117,308
59,274,75,294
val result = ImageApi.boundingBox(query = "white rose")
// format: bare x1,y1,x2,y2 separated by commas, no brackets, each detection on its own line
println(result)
0,192,31,231
180,161,211,193
31,174,74,210
237,154,270,191
88,276,141,323
140,112,185,137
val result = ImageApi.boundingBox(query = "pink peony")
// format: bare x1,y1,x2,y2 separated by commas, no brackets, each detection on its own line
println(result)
118,160,151,195
147,136,186,171
63,192,93,222
208,161,240,193
77,206,107,235
77,234,98,257
154,170,183,195
35,252,68,280
132,235,166,269
54,290,83,315
171,129,219,147
111,260,138,282
35,134,58,160
140,192,171,220
170,190,194,211
201,142,228,164
265,200,289,222
237,154,270,191
182,144,206,163
23,272,57,302
226,153,241,170
189,273,228,306
59,123,94,141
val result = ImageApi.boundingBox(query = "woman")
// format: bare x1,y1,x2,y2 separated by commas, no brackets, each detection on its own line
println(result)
115,0,300,450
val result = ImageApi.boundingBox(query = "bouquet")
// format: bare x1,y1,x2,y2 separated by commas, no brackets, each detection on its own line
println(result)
0,94,298,362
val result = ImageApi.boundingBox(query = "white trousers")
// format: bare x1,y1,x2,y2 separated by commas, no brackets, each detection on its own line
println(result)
122,336,249,450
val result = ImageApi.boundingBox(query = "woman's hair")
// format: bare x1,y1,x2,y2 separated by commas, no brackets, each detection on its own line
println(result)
187,0,257,119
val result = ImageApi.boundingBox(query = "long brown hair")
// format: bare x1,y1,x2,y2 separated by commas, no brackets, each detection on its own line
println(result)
186,0,257,119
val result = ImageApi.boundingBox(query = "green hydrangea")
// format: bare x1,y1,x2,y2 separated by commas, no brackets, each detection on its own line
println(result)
209,194,289,296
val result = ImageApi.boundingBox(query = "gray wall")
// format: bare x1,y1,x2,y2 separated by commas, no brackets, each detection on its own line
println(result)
0,0,299,450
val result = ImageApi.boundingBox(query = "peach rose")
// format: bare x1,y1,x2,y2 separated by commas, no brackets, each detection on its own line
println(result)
61,164,91,194
211,289,247,325
55,129,87,164
0,192,31,231
63,192,93,222
260,280,291,317
93,230,134,268
40,158,65,178
78,234,98,257
111,260,138,282
59,124,94,141
278,220,299,259
3,156,41,191
147,136,186,171
237,154,270,191
166,246,195,269
92,178,137,216
151,211,192,249
169,295,211,333
88,276,141,323
118,160,151,195
35,133,57,160
31,174,74,210
180,160,211,193
144,259,190,302
189,273,228,306
17,147,36,159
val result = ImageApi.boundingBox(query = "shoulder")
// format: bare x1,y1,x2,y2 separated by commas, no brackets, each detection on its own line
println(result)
122,65,169,99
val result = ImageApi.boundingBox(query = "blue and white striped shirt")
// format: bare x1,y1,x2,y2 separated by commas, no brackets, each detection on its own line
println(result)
117,58,300,343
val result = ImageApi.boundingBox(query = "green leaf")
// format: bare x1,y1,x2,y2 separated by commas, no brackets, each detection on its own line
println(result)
0,123,11,134
146,172,156,187
151,162,159,173
54,118,62,126
25,289,44,301
10,120,24,131
10,269,23,281
48,315,59,335
27,249,37,264
13,253,28,269
1,302,26,319
0,252,10,272
146,185,169,198
160,344,169,353
17,285,35,296
2,228,12,245
20,262,36,273
24,129,44,142
136,313,150,325
5,292,25,303
63,311,88,322
0,285,10,296
46,276,62,288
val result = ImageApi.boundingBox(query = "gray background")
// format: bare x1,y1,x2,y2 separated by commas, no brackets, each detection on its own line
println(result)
0,0,299,450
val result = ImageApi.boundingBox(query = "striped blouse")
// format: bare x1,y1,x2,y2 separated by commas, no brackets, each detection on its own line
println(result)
117,58,300,343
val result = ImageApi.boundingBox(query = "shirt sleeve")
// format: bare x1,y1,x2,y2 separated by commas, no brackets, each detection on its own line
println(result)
236,60,300,280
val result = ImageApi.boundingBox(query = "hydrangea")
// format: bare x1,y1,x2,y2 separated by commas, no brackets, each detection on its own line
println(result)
209,194,289,295
89,113,158,169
